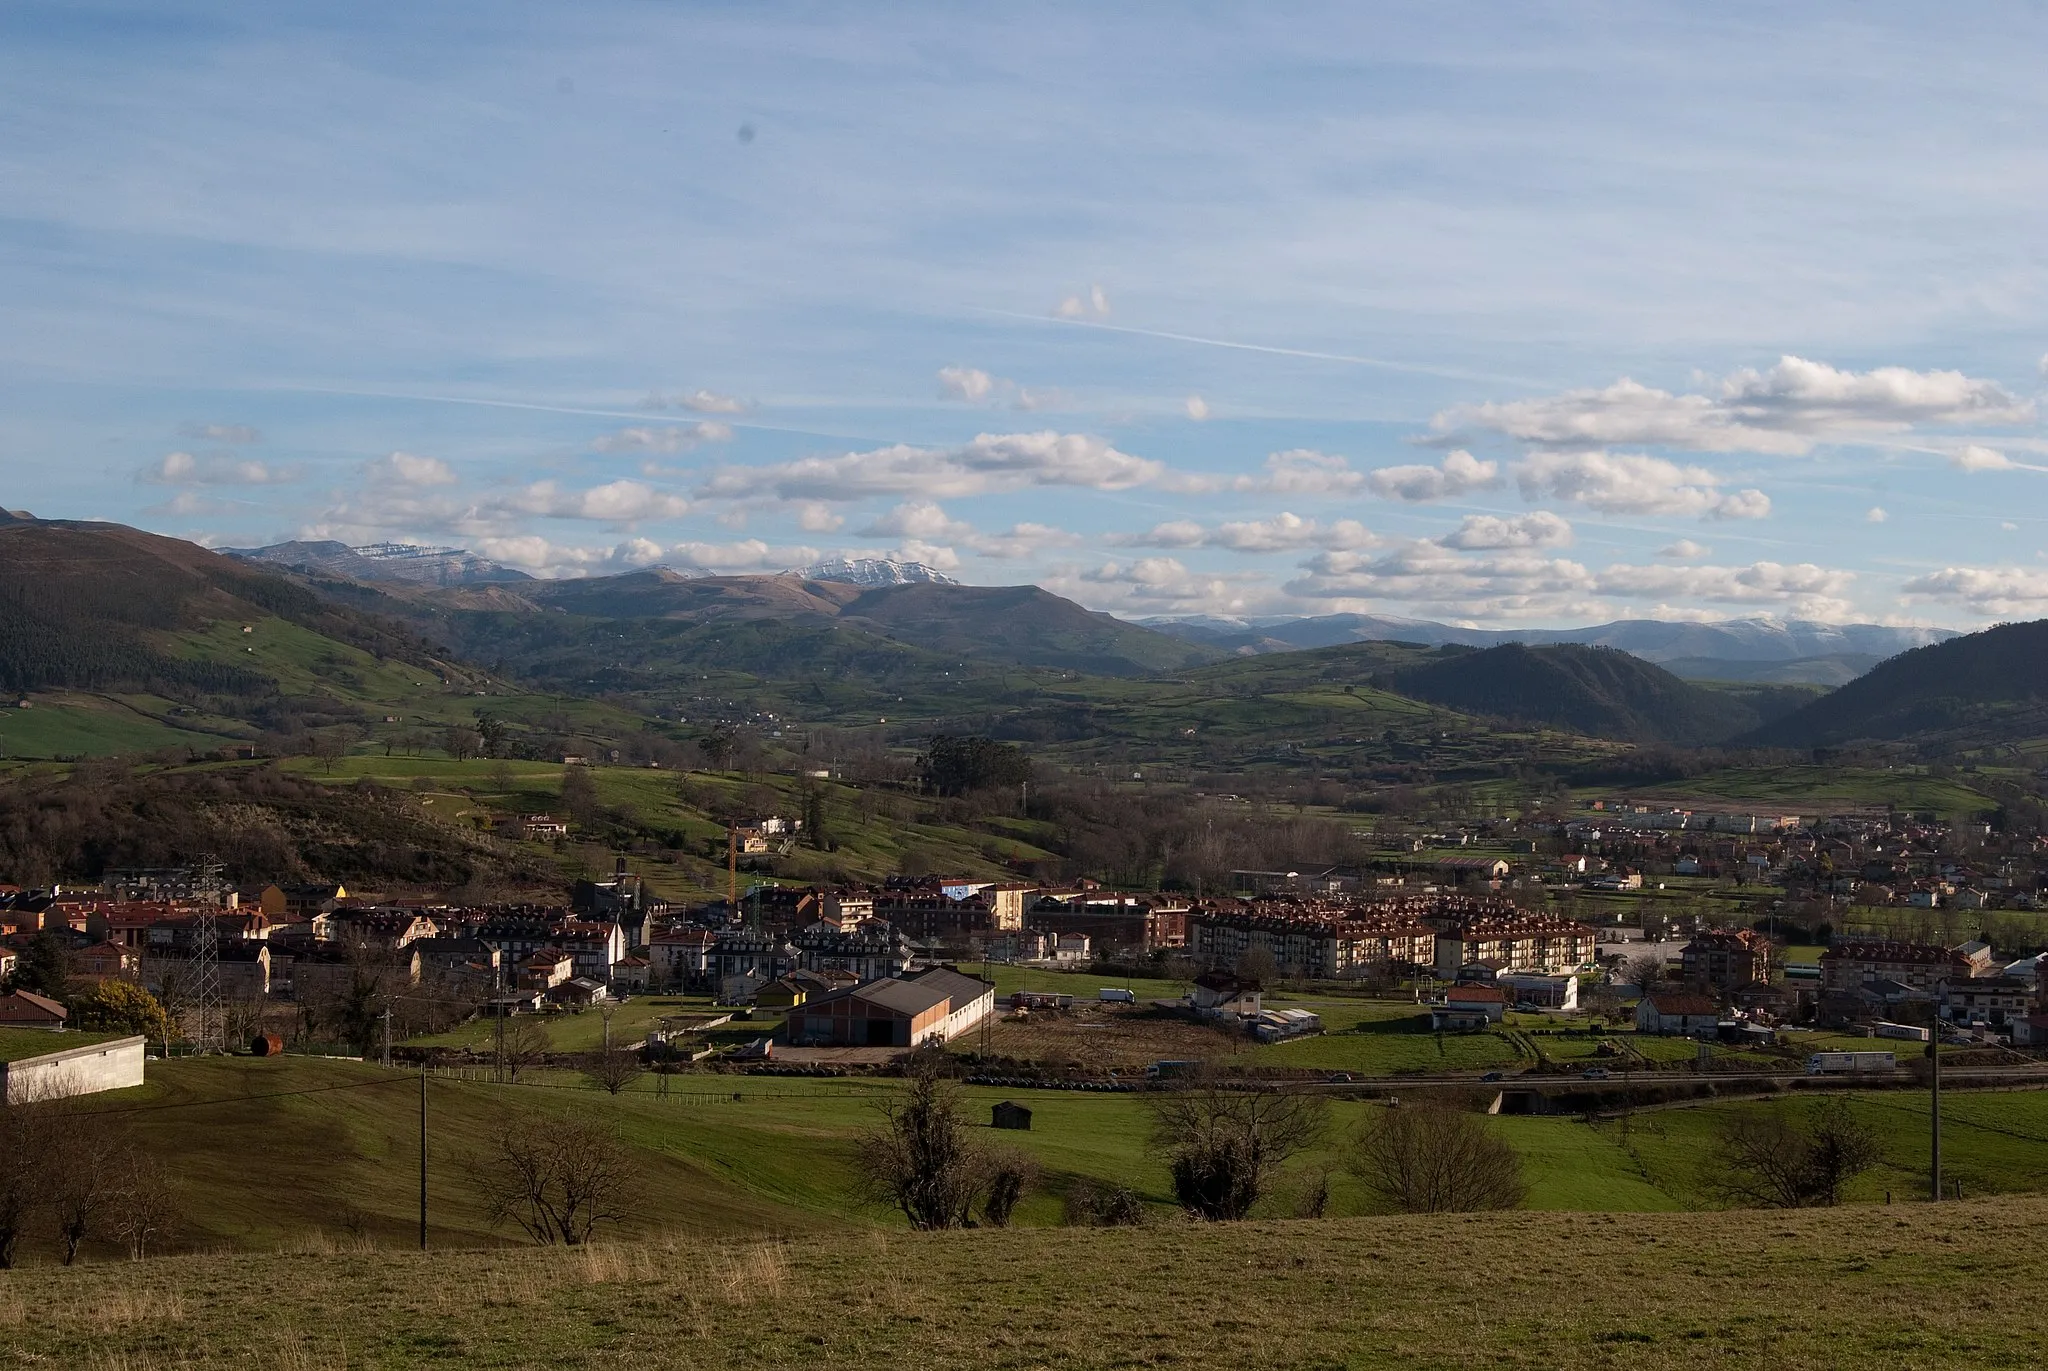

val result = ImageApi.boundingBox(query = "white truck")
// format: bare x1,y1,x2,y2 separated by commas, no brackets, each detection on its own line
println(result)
1807,1050,1896,1075
1099,988,1137,1004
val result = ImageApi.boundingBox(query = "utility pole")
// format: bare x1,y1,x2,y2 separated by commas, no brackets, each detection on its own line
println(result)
418,1059,428,1250
382,1006,393,1069
493,959,505,1084
727,823,738,918
1928,1029,1942,1201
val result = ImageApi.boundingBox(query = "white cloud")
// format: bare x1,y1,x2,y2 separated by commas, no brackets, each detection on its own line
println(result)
1658,539,1710,560
880,538,964,570
1285,544,1597,621
1866,506,1888,523
937,366,994,402
1952,444,2013,472
1115,511,1375,554
592,422,732,454
366,451,457,487
1594,560,1855,615
512,479,688,523
181,423,261,444
1902,566,2048,616
1366,450,1501,502
1437,511,1574,550
644,388,749,414
1056,283,1111,319
2002,521,2019,532
1169,449,1367,497
1184,394,1211,421
1435,355,2031,456
795,502,844,533
701,431,1162,500
858,499,1080,559
666,539,821,573
1068,556,1269,611
469,535,667,575
1512,450,1769,520
140,451,298,486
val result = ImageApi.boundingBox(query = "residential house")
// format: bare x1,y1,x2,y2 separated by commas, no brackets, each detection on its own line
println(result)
647,927,716,991
71,940,138,983
1681,928,1774,990
1190,972,1263,1019
1940,975,2034,1029
1636,992,1719,1036
0,990,67,1028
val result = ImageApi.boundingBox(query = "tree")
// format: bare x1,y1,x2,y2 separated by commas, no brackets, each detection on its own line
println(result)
441,726,484,762
1147,1077,1327,1221
502,1016,549,1082
309,727,353,774
474,1118,634,1245
1351,1103,1527,1214
857,1065,996,1230
5,930,69,997
1708,1097,1883,1208
68,979,172,1041
1622,952,1666,993
48,1110,129,1265
107,1150,178,1260
0,1102,54,1267
918,735,1030,797
588,1042,643,1097
474,710,509,759
978,1149,1038,1228
561,764,601,828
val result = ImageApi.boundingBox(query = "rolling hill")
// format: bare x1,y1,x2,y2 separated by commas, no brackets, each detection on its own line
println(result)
1380,643,1779,746
1743,618,2048,750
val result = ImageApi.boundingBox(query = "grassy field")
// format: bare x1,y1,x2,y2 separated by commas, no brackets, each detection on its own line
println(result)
5,1194,2048,1368
0,693,230,757
1623,763,1996,816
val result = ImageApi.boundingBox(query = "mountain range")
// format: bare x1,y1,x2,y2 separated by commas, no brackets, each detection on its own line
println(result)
230,541,957,592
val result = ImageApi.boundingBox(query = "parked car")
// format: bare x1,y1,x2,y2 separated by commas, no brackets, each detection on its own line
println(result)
1480,1071,1504,1082
1581,1067,1612,1080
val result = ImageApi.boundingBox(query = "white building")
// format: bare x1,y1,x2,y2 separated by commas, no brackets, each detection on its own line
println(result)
1,1033,146,1103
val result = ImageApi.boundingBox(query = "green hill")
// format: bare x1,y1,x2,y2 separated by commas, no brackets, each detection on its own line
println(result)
1744,618,2048,751
1382,643,1768,745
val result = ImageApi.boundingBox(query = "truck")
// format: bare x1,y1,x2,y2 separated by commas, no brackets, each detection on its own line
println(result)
1099,987,1137,1004
1874,1021,1931,1043
1807,1050,1896,1075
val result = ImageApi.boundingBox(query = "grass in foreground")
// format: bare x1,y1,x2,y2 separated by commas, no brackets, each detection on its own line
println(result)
3,1199,2045,1369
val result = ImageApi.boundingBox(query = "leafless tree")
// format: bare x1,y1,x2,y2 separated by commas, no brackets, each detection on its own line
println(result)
587,1043,643,1096
108,1151,179,1260
1147,1075,1327,1221
442,726,484,762
1351,1103,1527,1213
503,1016,549,1082
1707,1096,1883,1208
48,1110,129,1265
474,1118,635,1245
855,1065,989,1230
0,1101,55,1268
1622,953,1666,994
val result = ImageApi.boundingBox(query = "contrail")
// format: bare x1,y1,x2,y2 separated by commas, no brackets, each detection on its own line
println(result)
970,308,1541,387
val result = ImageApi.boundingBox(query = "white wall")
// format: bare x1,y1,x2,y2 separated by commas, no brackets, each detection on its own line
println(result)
2,1035,146,1103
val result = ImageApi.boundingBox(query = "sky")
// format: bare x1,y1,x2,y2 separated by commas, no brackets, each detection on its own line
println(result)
4,2,2048,628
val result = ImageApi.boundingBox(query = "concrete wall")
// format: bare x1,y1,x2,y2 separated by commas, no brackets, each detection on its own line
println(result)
2,1035,146,1103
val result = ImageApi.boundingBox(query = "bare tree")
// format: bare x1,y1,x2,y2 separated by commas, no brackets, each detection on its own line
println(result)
588,1043,643,1097
1147,1076,1327,1221
109,1151,179,1260
503,1016,549,1082
1622,953,1666,994
1351,1103,1527,1214
1707,1096,1883,1208
856,1064,991,1230
442,726,484,762
0,1101,54,1268
474,1118,635,1245
48,1110,129,1265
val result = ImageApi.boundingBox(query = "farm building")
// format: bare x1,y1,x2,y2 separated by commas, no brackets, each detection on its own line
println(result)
0,1031,146,1103
784,967,995,1048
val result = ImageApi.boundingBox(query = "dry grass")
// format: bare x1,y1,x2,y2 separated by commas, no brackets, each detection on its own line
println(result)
5,1199,2045,1368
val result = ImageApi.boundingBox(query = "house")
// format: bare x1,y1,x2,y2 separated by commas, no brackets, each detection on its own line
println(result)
719,968,771,1005
1939,975,2033,1028
991,1100,1033,1131
1952,941,1998,977
1500,973,1580,1012
0,1033,145,1103
71,940,138,983
551,976,610,1008
519,951,576,992
1190,972,1263,1019
610,954,650,992
756,970,833,1010
1440,982,1507,1024
259,883,348,919
1681,928,1774,989
2012,1013,2048,1048
647,928,716,990
1821,941,1974,994
784,967,995,1049
1049,932,1091,964
0,990,67,1028
1635,992,1719,1036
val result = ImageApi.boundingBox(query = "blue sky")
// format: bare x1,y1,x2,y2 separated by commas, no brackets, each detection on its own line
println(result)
4,2,2047,626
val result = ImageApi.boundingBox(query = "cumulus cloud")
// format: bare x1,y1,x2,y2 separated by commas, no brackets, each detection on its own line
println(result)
1286,545,1597,621
513,479,688,524
1434,355,2032,456
1512,451,1769,520
181,423,261,444
1366,450,1501,502
701,431,1162,500
593,422,733,454
795,502,844,533
1171,449,1368,497
1593,560,1854,612
1185,395,1211,421
366,451,457,486
1056,283,1111,319
1062,556,1270,613
1952,444,2013,471
140,451,298,486
1437,511,1574,550
1115,511,1375,554
858,499,1080,560
1658,539,1710,560
1866,506,1888,523
1902,566,2048,616
644,388,749,414
937,366,994,402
